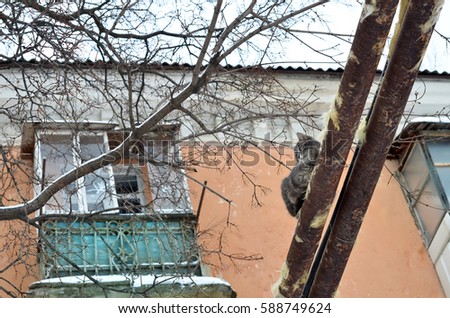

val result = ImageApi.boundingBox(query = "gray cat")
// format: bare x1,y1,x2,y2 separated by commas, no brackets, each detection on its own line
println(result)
281,133,320,217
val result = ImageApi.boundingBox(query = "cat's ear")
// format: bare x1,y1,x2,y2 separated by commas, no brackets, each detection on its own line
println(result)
296,132,311,142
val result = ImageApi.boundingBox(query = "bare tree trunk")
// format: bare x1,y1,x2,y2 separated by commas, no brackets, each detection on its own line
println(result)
274,0,399,298
308,0,444,298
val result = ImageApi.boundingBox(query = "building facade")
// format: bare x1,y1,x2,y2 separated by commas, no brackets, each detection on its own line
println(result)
0,63,449,297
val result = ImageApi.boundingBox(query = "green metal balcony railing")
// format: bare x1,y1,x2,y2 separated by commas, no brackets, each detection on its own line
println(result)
40,214,201,278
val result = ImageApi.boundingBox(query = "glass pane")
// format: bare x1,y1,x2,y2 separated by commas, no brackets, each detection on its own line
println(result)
113,166,145,214
84,171,109,212
147,140,190,213
115,175,139,194
149,164,190,212
79,135,104,161
415,178,446,242
427,139,450,164
40,134,78,213
79,134,109,213
435,166,450,204
147,139,171,162
402,144,428,196
117,198,142,213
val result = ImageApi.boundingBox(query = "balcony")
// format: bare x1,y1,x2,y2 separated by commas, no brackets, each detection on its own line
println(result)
27,213,235,297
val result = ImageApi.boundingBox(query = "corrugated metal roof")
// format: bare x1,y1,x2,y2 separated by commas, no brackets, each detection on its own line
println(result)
1,59,449,76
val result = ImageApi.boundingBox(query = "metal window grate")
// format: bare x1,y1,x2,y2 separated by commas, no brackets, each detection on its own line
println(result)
40,215,201,278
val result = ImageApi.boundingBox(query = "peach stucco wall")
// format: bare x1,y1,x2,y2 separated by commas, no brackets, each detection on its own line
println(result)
337,160,444,297
188,147,445,297
0,154,39,298
0,221,39,298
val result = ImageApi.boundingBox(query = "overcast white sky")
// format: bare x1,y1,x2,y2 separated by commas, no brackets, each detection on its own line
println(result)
277,1,450,73
1,1,447,73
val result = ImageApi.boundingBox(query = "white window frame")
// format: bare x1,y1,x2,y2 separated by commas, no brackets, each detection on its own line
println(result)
35,130,118,215
35,128,193,215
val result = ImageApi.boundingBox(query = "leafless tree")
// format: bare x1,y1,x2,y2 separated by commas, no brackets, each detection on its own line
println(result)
0,0,347,297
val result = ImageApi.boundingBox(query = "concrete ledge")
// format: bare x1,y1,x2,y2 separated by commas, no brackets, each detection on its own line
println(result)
28,275,236,298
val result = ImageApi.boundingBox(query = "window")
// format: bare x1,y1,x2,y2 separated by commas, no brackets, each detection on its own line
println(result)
37,132,116,214
147,140,192,213
399,138,450,245
35,130,192,215
427,139,450,203
114,170,144,214
34,126,200,278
